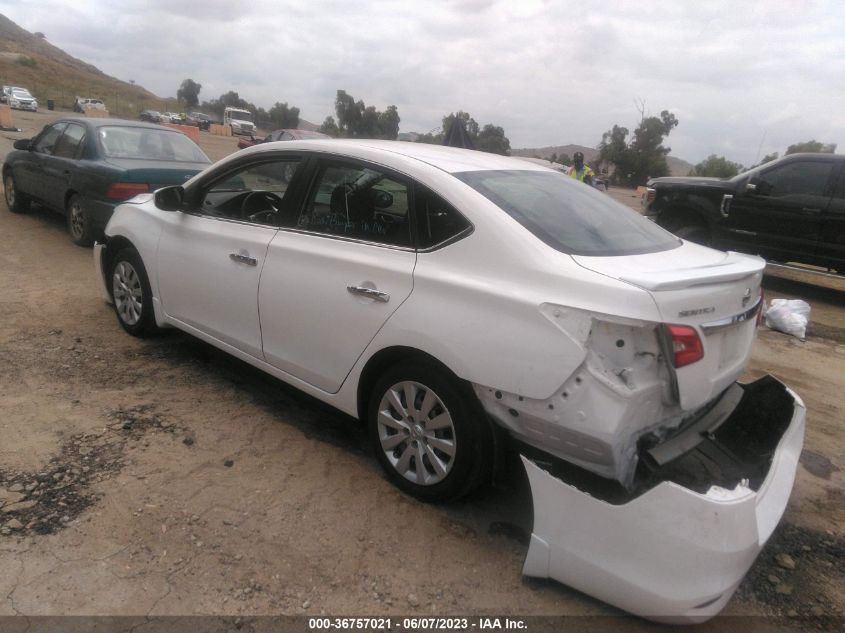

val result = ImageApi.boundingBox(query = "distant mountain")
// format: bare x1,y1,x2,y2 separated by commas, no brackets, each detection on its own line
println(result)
0,13,171,116
512,143,695,177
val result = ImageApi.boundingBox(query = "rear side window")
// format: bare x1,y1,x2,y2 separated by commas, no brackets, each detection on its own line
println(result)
52,123,86,159
455,170,680,256
414,185,471,248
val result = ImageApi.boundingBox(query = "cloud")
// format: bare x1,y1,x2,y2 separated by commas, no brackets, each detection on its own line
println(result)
1,0,843,165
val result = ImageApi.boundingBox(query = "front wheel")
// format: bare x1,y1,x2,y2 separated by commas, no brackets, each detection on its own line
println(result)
4,172,30,214
109,247,159,337
368,360,494,502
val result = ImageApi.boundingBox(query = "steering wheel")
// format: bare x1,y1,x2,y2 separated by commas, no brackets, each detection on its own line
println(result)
241,191,285,223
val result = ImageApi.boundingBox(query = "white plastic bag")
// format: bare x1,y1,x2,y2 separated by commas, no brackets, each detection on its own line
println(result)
765,299,811,340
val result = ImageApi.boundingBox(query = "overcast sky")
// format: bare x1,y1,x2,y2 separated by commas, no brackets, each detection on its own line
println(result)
3,0,844,165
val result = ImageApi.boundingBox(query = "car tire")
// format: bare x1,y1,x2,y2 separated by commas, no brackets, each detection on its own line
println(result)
368,359,494,502
674,223,711,246
4,172,30,214
66,194,96,247
109,247,159,337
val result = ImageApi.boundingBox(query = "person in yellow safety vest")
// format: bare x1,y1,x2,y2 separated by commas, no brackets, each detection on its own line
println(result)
567,151,595,186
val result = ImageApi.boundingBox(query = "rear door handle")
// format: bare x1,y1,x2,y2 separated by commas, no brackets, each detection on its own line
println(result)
347,285,390,302
229,252,257,266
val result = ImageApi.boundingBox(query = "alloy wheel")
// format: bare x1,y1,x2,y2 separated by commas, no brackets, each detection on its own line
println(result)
112,261,143,326
4,176,14,207
69,201,85,239
376,381,457,486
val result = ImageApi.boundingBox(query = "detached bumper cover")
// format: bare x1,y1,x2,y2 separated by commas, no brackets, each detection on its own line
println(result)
522,377,805,622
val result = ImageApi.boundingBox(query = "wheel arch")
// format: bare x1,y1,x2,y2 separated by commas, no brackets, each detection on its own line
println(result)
64,189,80,213
355,346,464,423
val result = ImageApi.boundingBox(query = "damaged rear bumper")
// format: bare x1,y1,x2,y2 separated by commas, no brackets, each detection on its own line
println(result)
521,375,805,623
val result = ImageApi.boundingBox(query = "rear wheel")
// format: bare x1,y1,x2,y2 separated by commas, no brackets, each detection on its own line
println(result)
4,172,30,214
67,194,96,246
368,360,494,502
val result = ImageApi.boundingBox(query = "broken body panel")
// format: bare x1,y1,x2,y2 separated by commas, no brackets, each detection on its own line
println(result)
521,376,805,622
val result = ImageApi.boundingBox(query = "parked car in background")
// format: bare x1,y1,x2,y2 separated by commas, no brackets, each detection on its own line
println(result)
237,128,329,150
3,118,210,245
6,86,38,111
92,140,803,620
139,110,162,123
186,112,213,130
643,152,845,273
74,97,107,113
161,112,183,124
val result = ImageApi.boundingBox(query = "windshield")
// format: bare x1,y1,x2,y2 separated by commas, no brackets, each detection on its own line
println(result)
98,126,210,163
228,110,253,122
456,170,680,256
12,89,33,98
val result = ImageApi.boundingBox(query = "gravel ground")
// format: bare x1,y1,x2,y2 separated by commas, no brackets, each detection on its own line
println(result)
0,109,843,629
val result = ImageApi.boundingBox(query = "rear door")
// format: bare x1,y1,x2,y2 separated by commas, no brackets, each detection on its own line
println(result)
157,155,306,359
258,158,416,393
726,157,835,261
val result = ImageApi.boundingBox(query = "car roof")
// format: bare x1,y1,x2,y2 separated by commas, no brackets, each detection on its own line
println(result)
246,139,548,175
55,117,182,131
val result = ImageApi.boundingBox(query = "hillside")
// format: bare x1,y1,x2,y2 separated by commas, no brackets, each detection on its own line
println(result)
512,143,695,177
0,13,173,116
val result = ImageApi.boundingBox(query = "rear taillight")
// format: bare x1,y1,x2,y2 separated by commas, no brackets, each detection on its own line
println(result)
107,182,150,200
666,324,704,368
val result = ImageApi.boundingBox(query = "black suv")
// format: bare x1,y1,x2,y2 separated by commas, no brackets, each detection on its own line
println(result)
643,153,845,272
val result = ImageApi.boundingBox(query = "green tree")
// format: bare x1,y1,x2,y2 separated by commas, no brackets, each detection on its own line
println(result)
416,111,510,155
177,79,202,108
333,90,400,139
598,110,679,186
319,116,340,137
785,140,837,155
476,124,510,155
268,102,300,129
690,154,744,178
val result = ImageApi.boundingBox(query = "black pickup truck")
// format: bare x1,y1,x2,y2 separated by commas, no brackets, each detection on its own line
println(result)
642,153,845,272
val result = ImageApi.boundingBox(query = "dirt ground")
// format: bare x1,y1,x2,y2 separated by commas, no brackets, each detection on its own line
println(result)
0,110,843,629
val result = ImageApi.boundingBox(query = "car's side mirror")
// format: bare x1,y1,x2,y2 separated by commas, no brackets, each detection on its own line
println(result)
155,186,185,212
13,139,31,150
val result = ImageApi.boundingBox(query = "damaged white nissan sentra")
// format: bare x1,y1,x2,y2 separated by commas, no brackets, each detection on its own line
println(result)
93,140,804,621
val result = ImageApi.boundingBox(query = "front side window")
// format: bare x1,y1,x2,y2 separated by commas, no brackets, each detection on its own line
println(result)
456,170,680,256
297,163,411,247
199,159,303,225
98,126,209,163
33,123,67,155
761,161,833,197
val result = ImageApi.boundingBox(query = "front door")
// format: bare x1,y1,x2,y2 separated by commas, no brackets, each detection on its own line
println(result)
724,157,835,262
259,159,416,393
157,156,306,359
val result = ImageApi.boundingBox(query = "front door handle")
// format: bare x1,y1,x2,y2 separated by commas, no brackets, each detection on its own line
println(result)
347,285,390,303
229,252,257,266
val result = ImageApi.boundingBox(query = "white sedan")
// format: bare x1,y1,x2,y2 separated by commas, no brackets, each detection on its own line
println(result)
94,140,804,621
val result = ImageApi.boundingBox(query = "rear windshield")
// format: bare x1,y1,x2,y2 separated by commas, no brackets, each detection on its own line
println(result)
98,126,210,163
455,170,680,256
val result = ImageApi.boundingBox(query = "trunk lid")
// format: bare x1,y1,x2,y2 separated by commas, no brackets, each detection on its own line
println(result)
572,242,765,410
103,158,208,190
